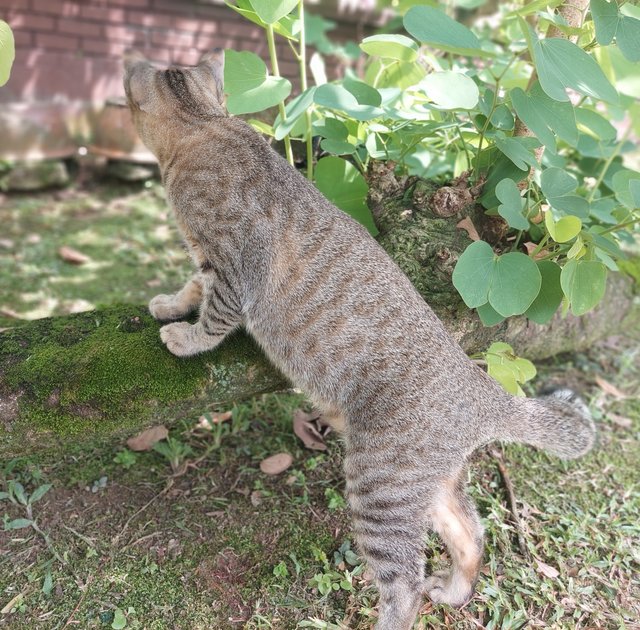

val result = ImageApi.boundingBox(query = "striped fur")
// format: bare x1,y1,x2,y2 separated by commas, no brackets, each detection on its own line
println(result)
123,50,596,630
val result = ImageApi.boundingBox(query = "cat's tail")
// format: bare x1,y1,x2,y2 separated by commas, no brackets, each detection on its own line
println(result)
502,388,596,459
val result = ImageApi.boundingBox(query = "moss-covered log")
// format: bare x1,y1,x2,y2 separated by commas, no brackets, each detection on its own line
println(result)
1,183,638,457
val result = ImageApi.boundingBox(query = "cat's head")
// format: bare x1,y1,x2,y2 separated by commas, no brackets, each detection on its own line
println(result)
123,49,227,154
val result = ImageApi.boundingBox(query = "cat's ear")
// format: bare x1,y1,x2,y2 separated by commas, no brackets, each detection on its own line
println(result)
123,49,153,112
198,49,225,101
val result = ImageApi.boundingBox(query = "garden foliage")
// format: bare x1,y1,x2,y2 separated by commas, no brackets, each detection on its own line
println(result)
224,0,639,328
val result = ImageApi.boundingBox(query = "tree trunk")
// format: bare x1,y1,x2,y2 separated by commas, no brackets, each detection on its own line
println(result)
1,187,638,458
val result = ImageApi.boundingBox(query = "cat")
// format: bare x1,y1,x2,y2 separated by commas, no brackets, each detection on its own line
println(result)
123,49,595,630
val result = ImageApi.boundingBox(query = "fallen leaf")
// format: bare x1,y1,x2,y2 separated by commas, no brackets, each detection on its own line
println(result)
259,453,293,475
293,409,327,451
595,376,627,399
127,425,169,451
197,411,232,430
535,559,559,579
456,217,481,241
608,413,632,429
250,490,263,506
58,245,90,265
523,242,549,259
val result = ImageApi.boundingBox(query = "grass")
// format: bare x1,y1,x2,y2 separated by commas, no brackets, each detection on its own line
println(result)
0,181,639,629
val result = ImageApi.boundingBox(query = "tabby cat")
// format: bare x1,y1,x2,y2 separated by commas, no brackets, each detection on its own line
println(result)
123,49,595,630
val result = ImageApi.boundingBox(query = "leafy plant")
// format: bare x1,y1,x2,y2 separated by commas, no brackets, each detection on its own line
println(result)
482,342,537,396
113,449,137,469
225,0,639,325
152,437,193,473
0,20,15,87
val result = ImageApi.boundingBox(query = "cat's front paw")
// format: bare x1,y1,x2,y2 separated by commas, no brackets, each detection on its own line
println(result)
159,322,198,357
149,294,178,321
425,570,473,608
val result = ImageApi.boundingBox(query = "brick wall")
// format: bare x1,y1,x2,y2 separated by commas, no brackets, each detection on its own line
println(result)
0,0,363,104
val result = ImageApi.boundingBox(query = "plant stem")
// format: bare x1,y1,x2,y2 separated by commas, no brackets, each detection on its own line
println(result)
266,23,294,166
298,0,313,181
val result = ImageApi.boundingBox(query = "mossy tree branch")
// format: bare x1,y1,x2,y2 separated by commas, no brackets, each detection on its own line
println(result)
1,190,638,458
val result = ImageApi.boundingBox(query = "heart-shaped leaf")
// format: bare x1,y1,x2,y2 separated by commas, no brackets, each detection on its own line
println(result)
560,259,607,315
248,0,298,24
541,167,590,218
544,212,582,242
360,34,419,62
525,261,563,324
0,20,15,87
420,71,480,110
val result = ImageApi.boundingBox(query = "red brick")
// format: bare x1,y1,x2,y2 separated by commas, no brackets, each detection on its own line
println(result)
80,5,125,22
104,25,143,44
193,33,225,50
151,30,194,48
31,0,80,17
35,32,79,51
126,10,173,29
109,0,149,8
58,19,102,37
173,17,218,34
3,0,30,9
9,14,55,31
81,38,128,57
215,20,261,39
12,30,32,47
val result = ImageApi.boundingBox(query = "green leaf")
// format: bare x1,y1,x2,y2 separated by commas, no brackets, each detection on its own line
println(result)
313,117,349,141
560,259,607,315
314,84,383,121
511,83,578,149
364,59,426,89
591,0,640,62
477,302,506,326
545,212,582,242
525,261,563,324
227,1,298,39
5,518,32,530
591,0,619,45
360,34,419,62
111,607,127,630
494,134,539,171
496,178,529,230
314,157,378,236
404,5,486,56
42,570,53,596
342,77,382,107
480,152,528,209
541,167,590,218
29,484,52,504
0,20,14,87
452,241,495,309
274,86,316,140
224,50,291,115
575,108,617,141
420,72,479,110
531,35,618,104
617,14,640,62
611,169,640,209
11,481,27,506
320,138,357,155
489,253,542,317
247,0,298,24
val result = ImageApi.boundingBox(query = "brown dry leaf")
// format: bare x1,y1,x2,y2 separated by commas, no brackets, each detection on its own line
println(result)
127,425,169,451
58,246,90,265
456,217,481,241
259,453,293,475
595,376,627,399
250,490,263,507
197,411,232,430
293,409,327,451
535,559,560,579
608,413,632,429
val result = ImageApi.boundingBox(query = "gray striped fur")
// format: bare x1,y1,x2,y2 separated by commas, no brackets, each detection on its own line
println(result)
123,50,596,630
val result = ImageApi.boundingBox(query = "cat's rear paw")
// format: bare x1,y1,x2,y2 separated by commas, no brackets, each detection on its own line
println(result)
425,570,473,608
149,294,179,321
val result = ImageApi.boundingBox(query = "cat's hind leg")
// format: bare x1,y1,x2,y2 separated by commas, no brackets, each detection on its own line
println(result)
425,474,484,608
160,274,241,357
149,276,203,321
345,433,430,630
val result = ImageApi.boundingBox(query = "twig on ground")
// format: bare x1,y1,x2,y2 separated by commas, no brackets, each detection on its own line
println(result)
61,577,92,629
488,445,531,559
